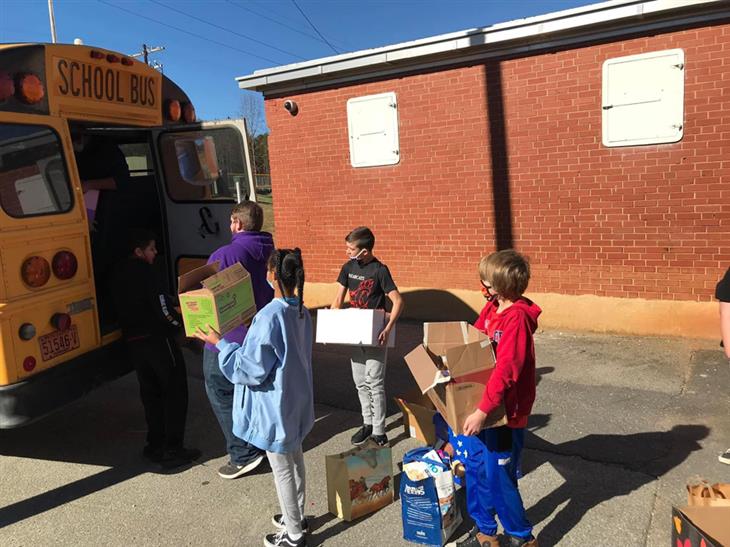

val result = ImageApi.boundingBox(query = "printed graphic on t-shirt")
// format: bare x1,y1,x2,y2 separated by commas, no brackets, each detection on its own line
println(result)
493,330,503,344
350,278,375,308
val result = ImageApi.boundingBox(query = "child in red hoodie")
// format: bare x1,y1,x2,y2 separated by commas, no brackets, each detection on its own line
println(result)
457,250,541,547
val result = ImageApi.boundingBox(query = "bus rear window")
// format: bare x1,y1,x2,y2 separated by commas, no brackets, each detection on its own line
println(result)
159,127,248,202
0,124,73,218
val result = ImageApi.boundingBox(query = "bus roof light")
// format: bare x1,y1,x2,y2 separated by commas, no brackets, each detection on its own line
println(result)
182,102,196,123
121,57,134,66
52,251,78,280
16,74,45,104
0,72,14,102
90,50,105,59
106,54,120,63
166,99,181,122
21,256,51,288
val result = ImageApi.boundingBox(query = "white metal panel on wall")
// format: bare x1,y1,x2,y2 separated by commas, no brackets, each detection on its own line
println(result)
602,49,684,147
347,92,400,167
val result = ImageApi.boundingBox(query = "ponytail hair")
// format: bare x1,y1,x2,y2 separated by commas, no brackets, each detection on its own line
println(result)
268,248,306,318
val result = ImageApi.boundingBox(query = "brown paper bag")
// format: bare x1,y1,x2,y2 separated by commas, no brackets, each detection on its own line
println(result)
325,443,394,521
687,478,730,507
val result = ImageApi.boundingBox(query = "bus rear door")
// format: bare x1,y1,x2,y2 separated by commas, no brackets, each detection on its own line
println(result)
155,119,256,283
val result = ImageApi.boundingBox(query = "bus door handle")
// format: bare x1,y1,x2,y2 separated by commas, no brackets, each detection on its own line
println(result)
198,206,220,238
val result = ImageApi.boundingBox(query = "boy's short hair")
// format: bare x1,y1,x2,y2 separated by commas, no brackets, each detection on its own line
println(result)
345,226,375,251
478,249,530,301
232,201,264,232
127,228,156,254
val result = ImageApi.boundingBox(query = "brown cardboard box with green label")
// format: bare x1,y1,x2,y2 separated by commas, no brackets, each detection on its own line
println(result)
178,262,256,337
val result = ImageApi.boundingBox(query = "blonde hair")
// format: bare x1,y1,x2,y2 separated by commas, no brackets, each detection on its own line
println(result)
478,249,530,301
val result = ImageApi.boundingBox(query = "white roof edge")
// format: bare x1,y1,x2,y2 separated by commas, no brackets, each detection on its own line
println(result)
236,0,728,93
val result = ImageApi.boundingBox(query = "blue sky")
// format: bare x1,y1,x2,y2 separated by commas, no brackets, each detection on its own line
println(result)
1,0,596,127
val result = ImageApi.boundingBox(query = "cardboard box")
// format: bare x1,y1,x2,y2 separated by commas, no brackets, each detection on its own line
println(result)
316,308,395,347
394,391,437,446
404,322,506,435
178,262,256,337
672,506,730,547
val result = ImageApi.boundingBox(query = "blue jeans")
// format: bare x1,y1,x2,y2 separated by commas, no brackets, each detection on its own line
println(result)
203,348,263,465
466,426,532,539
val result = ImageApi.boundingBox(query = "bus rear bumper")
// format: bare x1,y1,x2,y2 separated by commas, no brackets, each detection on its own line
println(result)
0,341,132,429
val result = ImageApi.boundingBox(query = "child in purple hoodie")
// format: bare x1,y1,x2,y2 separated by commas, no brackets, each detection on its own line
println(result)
203,201,274,479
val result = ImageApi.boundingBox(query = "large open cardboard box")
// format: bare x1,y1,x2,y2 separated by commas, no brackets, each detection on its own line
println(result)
316,308,395,347
394,389,437,445
178,262,256,337
672,506,730,546
404,322,506,435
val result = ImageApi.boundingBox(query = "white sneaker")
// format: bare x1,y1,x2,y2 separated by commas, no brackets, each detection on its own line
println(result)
719,449,730,465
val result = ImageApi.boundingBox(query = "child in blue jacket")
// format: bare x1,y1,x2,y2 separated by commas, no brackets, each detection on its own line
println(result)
196,248,314,547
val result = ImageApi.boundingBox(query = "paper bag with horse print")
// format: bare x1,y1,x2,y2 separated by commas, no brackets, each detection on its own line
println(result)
325,443,394,521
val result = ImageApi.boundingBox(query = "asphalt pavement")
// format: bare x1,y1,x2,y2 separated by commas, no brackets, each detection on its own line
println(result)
1,321,728,546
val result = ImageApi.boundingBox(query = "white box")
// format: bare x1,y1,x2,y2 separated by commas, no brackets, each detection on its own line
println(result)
316,308,395,347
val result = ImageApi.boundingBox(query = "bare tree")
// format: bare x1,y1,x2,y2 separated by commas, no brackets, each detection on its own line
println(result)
238,91,269,176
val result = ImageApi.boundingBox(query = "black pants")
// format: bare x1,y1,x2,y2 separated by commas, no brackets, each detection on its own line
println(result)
128,336,188,450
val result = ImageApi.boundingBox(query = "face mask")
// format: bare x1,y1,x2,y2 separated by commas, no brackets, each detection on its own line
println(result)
349,249,365,261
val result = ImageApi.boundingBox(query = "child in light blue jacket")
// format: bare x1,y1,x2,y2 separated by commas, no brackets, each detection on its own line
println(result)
196,248,314,547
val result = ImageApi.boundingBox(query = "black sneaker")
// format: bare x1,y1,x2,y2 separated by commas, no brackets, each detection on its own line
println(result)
263,529,306,547
351,425,372,446
142,444,164,463
218,454,265,479
505,535,538,547
160,447,201,469
271,513,310,534
370,433,389,447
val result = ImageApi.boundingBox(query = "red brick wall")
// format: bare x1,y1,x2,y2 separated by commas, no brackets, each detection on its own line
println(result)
264,24,730,302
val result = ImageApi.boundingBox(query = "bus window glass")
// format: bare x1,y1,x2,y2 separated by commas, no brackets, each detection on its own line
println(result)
159,127,248,202
0,124,73,218
119,142,155,177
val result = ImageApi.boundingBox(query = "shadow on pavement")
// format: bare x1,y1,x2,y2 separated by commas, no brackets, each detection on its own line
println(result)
523,417,709,545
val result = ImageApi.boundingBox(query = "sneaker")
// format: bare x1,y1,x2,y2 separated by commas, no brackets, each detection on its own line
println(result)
160,447,201,469
720,449,730,465
218,454,266,479
505,535,539,547
271,513,310,534
263,529,306,547
351,425,373,446
370,434,389,447
453,532,500,547
142,444,164,463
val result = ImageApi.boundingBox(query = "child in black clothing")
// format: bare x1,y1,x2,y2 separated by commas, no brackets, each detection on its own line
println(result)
112,229,199,468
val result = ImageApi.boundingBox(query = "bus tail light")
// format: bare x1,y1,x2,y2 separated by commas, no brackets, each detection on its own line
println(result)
182,102,196,123
21,256,51,288
51,313,72,331
23,356,36,372
52,251,78,280
0,72,14,101
16,73,45,104
166,99,181,121
19,323,36,341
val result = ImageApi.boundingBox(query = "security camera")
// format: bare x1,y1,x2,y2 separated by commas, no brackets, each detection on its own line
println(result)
283,100,299,116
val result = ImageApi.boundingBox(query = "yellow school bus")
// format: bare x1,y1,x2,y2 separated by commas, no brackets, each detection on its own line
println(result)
0,43,256,427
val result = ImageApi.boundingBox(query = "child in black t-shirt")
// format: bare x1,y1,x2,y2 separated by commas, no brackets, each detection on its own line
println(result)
331,226,404,446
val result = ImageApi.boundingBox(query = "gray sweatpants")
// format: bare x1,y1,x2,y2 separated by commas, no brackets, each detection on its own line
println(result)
266,446,306,537
351,345,388,435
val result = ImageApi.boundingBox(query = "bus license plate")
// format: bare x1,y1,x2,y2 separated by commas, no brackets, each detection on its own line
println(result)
39,326,80,361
